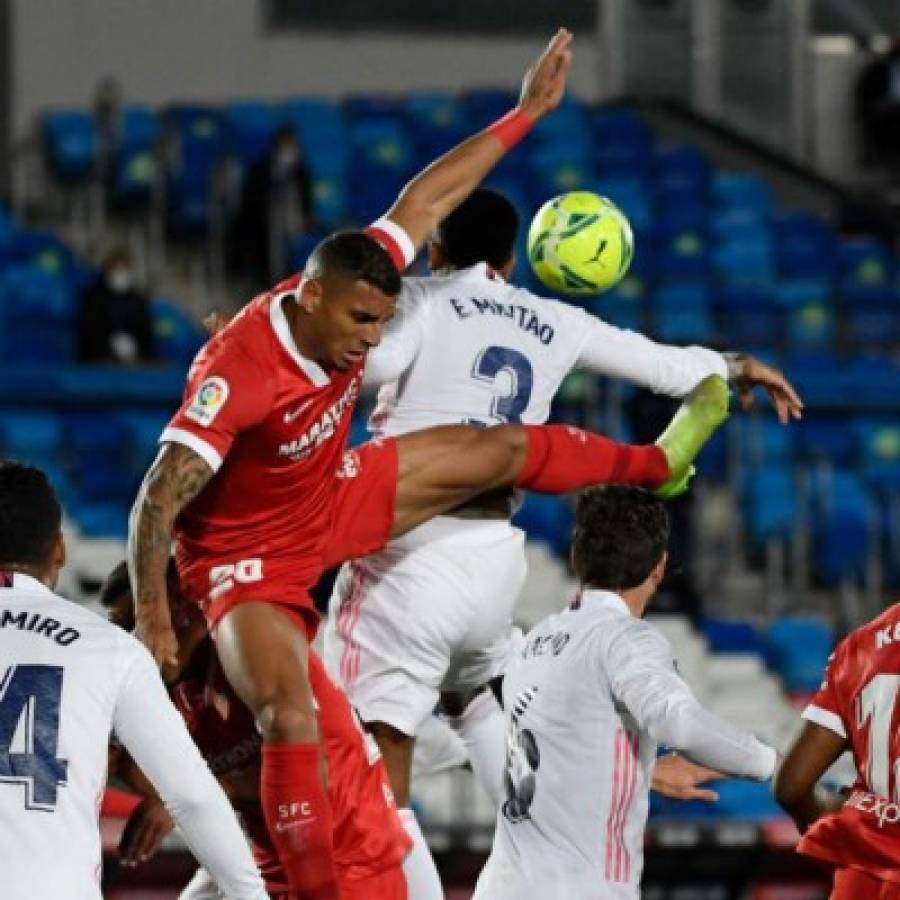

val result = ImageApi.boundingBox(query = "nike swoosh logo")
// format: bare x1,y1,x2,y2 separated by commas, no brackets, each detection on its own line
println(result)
283,399,315,424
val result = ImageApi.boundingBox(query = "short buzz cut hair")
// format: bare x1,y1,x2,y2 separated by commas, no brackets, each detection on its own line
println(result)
571,485,670,591
304,230,402,297
0,460,62,567
436,188,519,270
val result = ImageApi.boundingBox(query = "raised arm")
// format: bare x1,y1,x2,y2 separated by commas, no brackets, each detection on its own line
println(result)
384,28,573,252
128,443,214,669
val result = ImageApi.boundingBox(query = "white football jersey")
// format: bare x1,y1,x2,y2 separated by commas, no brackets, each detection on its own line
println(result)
474,590,775,900
0,573,266,900
366,264,727,437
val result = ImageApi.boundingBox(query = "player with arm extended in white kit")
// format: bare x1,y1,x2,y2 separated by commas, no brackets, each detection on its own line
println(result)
324,186,801,897
473,484,777,899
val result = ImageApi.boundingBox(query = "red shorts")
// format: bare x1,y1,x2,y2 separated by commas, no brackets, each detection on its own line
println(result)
179,438,399,639
342,865,408,900
832,867,900,899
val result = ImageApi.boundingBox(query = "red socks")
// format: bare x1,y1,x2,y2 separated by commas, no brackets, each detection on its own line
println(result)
515,424,670,492
261,742,340,900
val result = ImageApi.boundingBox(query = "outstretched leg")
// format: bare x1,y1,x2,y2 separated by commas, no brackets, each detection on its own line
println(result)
391,375,728,539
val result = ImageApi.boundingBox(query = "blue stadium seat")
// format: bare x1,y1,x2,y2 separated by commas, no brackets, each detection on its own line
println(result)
5,230,73,276
855,419,900,493
775,280,831,309
712,172,773,216
285,230,329,275
767,617,834,693
462,89,520,129
652,228,710,280
809,469,872,586
224,100,280,168
109,106,160,208
701,618,769,658
739,417,794,467
773,212,836,278
349,120,415,175
71,502,129,540
119,411,171,476
742,466,797,544
0,265,74,323
591,177,652,234
713,236,775,282
586,279,646,331
714,283,780,344
512,493,574,558
713,779,783,820
404,91,469,158
151,298,205,364
0,412,64,467
845,356,900,408
838,237,893,285
652,145,710,193
786,352,849,408
652,282,715,342
793,417,858,467
43,110,96,183
344,95,401,122
786,301,834,352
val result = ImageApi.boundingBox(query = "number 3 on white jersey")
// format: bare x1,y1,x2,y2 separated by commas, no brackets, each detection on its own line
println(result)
858,673,900,799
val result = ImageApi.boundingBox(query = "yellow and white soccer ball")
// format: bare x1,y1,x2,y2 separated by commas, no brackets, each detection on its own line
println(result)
527,191,634,296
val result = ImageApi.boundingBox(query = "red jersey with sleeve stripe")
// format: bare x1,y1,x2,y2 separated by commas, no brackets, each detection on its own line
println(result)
161,218,415,625
171,644,410,893
798,603,900,884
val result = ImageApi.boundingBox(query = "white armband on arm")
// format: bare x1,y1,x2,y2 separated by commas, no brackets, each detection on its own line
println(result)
574,314,727,398
607,622,775,781
113,645,267,900
366,218,417,272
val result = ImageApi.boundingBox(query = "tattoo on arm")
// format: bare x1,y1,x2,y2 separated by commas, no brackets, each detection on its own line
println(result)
127,443,214,620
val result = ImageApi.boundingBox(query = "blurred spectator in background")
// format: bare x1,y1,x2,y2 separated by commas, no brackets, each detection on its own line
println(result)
77,247,156,364
227,126,314,289
855,37,900,182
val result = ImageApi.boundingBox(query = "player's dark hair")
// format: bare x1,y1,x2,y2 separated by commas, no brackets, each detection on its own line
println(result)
436,188,519,270
0,460,62,567
572,485,670,591
99,561,131,609
305,231,402,296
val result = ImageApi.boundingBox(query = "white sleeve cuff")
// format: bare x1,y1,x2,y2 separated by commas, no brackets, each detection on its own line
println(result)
802,704,847,739
369,217,416,269
160,427,223,472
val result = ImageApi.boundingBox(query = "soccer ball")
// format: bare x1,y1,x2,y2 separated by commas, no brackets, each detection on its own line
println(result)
527,192,634,296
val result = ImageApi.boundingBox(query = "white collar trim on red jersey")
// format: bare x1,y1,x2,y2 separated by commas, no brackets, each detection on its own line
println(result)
269,290,330,387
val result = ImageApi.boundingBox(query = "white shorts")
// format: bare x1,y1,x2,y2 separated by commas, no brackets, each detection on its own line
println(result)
324,516,527,736
179,868,222,900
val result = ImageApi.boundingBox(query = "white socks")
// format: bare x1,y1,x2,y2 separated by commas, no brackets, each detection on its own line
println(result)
399,807,444,900
445,689,506,808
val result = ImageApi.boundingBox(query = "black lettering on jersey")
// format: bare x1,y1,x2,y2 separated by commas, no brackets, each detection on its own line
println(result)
0,610,80,646
503,686,541,824
452,297,556,346
522,630,570,660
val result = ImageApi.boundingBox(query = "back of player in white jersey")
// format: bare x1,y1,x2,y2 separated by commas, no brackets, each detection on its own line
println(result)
0,463,266,900
368,264,726,437
473,487,775,900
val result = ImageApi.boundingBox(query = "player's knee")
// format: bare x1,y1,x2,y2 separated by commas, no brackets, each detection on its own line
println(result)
256,700,319,744
478,425,527,484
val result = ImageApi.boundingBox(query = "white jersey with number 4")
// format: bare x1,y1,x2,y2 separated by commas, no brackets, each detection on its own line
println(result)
366,263,727,435
0,573,266,900
473,590,776,900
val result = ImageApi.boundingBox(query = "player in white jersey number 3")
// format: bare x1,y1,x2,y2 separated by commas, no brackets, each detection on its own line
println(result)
323,187,802,894
474,484,776,899
0,461,267,900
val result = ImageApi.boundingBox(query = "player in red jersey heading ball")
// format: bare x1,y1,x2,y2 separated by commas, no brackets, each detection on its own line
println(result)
128,29,730,899
776,604,900,899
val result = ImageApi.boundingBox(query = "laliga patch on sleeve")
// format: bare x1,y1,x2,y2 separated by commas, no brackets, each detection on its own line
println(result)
185,376,230,427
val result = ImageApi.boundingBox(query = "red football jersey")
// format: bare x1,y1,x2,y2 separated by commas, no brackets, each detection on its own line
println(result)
798,603,900,883
162,280,365,601
172,645,410,893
